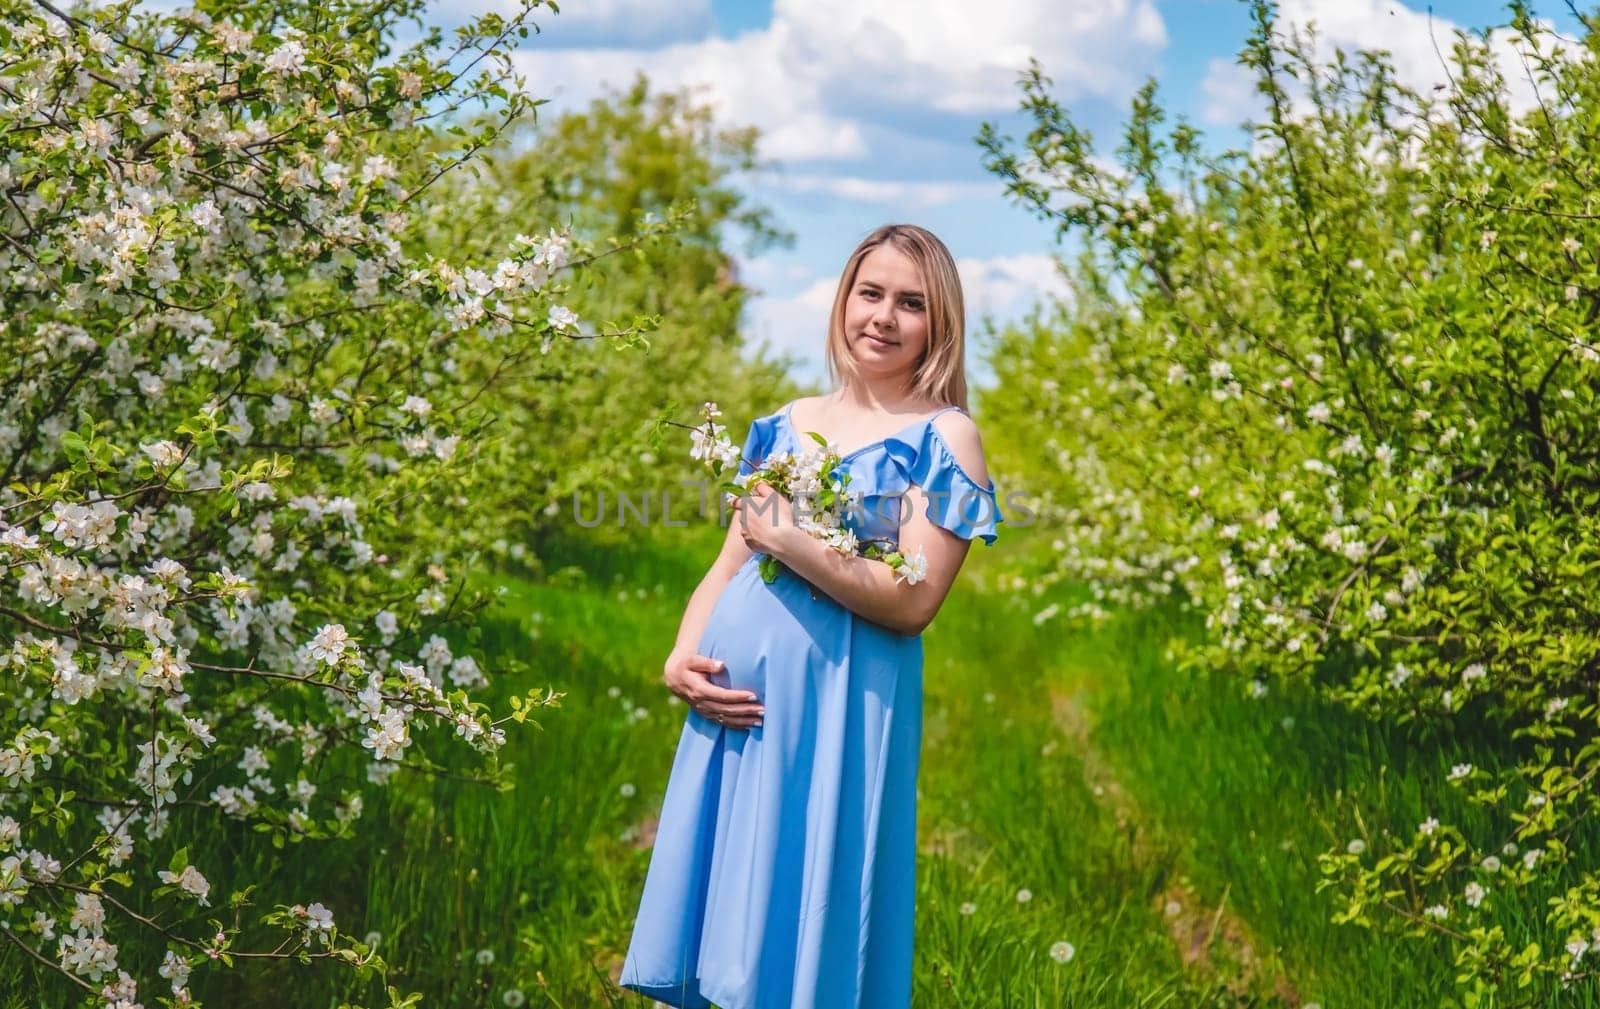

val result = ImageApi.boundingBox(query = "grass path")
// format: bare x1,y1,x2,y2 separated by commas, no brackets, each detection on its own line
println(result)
910,530,1289,1008
26,521,1582,1006
164,522,1303,1008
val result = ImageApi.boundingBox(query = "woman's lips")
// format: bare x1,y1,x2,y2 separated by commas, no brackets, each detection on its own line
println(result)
862,333,897,348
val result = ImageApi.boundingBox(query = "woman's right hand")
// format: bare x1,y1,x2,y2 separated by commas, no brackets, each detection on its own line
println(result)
663,650,764,730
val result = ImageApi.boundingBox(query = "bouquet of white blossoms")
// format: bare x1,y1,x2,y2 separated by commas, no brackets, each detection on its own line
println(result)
690,403,929,588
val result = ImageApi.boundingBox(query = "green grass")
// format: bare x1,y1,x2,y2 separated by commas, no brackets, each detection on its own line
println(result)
1065,597,1600,1008
9,518,1599,1007
907,535,1239,1007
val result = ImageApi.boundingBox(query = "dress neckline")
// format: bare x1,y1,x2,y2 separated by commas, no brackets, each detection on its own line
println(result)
780,399,963,463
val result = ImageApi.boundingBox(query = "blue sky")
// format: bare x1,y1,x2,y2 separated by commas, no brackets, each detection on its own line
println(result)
463,0,1583,384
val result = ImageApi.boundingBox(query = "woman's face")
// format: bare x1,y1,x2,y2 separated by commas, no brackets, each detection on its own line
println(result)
841,243,930,379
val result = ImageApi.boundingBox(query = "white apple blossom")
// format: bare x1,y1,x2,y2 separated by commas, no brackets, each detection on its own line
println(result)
264,39,307,74
159,948,191,989
69,892,106,936
547,305,579,332
400,396,432,417
157,865,211,906
363,709,410,761
303,901,335,941
57,933,119,981
895,547,929,586
0,0,579,996
307,623,351,665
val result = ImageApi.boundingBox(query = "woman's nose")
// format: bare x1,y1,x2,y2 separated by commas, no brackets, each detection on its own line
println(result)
875,299,896,327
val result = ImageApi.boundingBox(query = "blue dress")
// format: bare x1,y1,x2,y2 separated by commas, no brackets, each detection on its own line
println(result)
620,401,1003,1009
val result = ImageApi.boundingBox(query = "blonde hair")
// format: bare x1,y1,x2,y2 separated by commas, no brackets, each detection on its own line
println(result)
824,224,969,411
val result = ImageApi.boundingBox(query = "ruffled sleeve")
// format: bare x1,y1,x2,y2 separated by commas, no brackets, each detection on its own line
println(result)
736,409,783,481
878,422,1004,546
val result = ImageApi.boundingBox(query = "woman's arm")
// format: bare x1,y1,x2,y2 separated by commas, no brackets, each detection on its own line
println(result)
777,486,971,636
740,412,993,637
661,510,765,729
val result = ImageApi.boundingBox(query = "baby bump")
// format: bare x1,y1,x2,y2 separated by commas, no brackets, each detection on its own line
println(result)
697,559,843,700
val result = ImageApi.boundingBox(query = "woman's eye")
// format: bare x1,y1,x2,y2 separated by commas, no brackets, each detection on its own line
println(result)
903,301,923,311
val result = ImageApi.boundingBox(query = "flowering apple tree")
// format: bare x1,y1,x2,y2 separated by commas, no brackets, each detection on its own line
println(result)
0,0,659,1003
980,1,1600,999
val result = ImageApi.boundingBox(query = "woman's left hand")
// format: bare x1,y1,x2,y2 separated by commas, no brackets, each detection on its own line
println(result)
733,480,800,557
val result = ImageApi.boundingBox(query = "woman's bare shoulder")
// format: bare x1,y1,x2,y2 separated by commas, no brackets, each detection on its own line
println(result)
786,393,828,424
930,409,990,484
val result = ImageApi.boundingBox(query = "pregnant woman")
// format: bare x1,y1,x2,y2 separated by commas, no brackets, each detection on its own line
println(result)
619,223,1004,1009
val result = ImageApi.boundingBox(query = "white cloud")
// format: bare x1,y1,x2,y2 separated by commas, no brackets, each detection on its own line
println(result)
745,275,840,380
774,0,1167,113
1200,57,1257,129
510,30,868,161
957,254,1069,326
769,174,1001,208
737,254,818,293
1200,1,1581,126
508,0,1167,163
